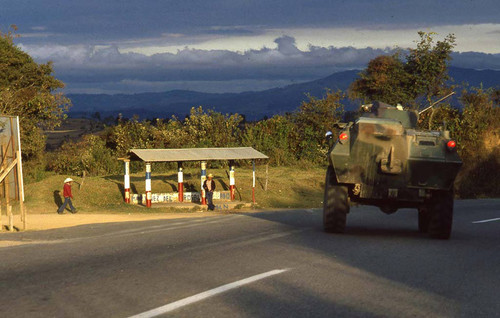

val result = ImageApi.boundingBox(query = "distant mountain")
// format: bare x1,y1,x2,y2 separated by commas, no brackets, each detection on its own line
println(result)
68,67,499,120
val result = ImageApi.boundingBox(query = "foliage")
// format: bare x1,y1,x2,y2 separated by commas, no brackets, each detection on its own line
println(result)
105,116,156,157
242,115,296,165
105,107,244,158
349,55,412,105
349,32,456,109
405,32,456,103
183,107,243,148
0,26,70,161
291,90,344,163
48,135,120,176
454,88,500,197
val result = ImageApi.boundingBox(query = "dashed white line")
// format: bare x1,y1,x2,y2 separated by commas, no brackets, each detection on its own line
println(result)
472,218,500,224
128,268,290,318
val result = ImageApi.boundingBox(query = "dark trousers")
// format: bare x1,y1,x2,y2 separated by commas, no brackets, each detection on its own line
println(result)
206,191,215,210
58,197,76,213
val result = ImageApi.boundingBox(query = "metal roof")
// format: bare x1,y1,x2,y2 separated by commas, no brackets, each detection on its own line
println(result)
128,147,268,162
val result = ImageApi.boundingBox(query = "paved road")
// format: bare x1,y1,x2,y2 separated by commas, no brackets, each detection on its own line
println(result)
0,199,499,318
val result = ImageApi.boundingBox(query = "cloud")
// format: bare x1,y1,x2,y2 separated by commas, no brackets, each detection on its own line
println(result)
30,26,47,31
21,36,389,79
19,35,500,94
5,0,500,47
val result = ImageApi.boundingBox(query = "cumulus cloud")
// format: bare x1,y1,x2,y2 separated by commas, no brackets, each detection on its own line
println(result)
19,35,500,94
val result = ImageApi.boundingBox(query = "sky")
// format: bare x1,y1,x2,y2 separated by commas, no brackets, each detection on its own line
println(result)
2,0,500,94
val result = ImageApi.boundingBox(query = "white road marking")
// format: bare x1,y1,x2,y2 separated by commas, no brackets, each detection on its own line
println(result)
472,218,500,224
128,269,290,318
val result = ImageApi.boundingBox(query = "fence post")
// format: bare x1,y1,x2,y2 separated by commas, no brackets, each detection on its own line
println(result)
178,162,184,202
124,160,131,203
252,160,256,204
145,162,152,208
265,163,269,191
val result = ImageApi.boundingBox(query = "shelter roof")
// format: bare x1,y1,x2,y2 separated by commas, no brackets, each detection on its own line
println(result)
128,147,268,162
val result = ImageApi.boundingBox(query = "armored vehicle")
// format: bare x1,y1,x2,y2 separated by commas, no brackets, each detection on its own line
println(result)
324,98,462,239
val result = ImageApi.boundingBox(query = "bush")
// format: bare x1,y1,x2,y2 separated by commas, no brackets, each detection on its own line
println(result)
48,134,120,176
454,88,500,197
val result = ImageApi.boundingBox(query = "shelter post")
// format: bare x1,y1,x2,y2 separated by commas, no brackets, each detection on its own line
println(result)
145,162,152,207
229,160,235,201
252,160,256,204
178,162,184,202
201,161,207,205
124,159,131,203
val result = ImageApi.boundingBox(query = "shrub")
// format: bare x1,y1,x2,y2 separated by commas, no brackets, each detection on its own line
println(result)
48,134,120,176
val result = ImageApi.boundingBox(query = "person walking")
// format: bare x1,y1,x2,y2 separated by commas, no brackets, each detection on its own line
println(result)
57,178,77,214
203,173,216,211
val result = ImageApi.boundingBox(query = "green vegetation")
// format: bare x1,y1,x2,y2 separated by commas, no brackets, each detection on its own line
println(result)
0,28,498,208
349,32,456,107
0,26,70,163
24,167,326,213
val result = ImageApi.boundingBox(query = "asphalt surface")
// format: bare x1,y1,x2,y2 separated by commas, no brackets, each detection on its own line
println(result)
0,199,499,318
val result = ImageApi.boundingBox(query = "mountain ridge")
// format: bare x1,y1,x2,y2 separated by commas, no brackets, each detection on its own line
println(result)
68,67,499,120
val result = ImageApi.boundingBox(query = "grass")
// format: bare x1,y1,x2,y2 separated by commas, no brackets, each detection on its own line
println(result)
22,166,326,214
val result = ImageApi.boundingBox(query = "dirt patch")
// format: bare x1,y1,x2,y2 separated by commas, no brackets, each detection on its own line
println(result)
1,212,225,233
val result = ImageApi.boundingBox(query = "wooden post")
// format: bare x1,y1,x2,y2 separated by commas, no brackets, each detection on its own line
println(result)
80,170,86,190
6,178,12,232
1,144,6,204
9,118,18,201
0,145,4,232
265,163,269,191
7,204,13,232
21,204,26,231
16,150,26,230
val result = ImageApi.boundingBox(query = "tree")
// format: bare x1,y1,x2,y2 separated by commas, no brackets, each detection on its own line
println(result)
0,26,70,161
349,55,412,105
405,32,456,104
349,32,456,109
291,90,344,162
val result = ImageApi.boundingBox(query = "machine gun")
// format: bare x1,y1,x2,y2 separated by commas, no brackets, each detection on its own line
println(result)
418,92,456,115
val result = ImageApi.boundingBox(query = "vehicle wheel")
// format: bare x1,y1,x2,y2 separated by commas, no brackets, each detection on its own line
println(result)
428,190,454,239
323,166,349,233
418,207,431,233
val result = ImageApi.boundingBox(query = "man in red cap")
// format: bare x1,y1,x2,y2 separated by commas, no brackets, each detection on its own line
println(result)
57,178,77,214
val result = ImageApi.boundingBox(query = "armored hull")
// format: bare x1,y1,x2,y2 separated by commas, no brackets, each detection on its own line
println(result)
323,102,462,239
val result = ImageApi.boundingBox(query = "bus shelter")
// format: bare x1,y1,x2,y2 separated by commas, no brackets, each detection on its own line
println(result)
122,147,268,207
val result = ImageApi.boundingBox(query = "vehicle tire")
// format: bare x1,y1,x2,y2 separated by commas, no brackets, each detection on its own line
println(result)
418,207,431,233
323,166,349,233
428,190,454,239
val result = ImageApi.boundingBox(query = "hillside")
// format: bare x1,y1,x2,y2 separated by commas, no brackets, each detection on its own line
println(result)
67,67,500,120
